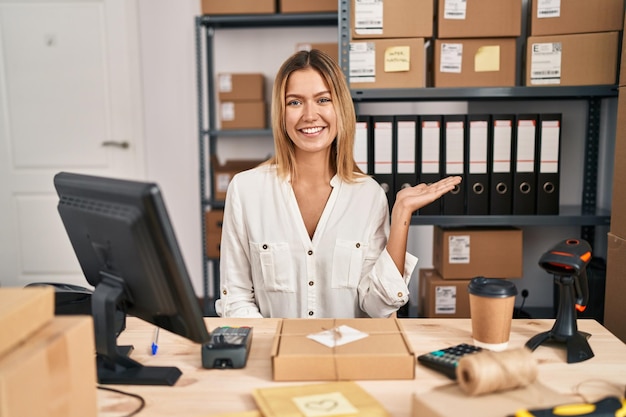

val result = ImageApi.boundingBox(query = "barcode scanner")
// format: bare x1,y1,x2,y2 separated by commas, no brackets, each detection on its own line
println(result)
526,239,594,364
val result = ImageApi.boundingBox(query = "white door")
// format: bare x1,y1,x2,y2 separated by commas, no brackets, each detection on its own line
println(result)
0,0,144,288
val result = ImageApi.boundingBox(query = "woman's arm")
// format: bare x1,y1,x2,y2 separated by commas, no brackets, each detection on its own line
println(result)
215,178,264,318
386,176,462,274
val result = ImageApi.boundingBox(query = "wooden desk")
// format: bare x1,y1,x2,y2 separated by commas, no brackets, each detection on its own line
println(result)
98,318,626,417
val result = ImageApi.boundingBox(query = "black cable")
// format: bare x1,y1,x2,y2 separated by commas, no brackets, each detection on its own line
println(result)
97,386,146,417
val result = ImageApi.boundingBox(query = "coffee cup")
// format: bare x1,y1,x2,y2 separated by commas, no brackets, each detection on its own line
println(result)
468,277,518,351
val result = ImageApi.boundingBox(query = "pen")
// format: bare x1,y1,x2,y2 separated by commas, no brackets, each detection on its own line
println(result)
151,327,159,355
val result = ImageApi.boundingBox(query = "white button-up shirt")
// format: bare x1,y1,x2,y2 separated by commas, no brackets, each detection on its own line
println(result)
215,164,418,318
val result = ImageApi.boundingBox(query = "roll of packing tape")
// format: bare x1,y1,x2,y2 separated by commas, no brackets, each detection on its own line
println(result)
456,347,538,396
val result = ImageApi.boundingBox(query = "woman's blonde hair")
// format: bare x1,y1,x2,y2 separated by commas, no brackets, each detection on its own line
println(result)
268,49,365,182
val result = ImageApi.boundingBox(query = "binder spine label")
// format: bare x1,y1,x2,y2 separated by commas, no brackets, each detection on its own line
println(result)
422,121,441,173
469,121,488,174
445,121,465,175
540,121,560,173
397,121,417,174
493,120,512,172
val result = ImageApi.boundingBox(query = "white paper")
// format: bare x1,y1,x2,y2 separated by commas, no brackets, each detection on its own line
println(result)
307,325,369,348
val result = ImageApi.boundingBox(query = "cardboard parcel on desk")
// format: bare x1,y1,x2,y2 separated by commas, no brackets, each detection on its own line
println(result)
271,318,415,381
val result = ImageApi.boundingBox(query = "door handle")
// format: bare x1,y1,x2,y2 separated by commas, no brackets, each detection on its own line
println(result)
101,141,130,149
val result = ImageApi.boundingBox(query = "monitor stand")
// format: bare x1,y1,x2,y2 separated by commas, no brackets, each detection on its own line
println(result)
92,273,182,385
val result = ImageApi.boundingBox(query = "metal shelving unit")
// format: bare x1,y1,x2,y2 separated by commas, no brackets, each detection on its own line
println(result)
195,13,339,316
338,0,615,236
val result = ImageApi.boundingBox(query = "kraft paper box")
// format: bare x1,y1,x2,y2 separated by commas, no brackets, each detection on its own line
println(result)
525,32,619,87
280,0,337,14
433,226,523,279
217,73,265,102
219,100,266,130
271,318,415,381
0,316,97,417
349,38,426,90
529,0,624,36
434,38,517,88
0,286,55,358
201,0,275,15
204,209,224,258
418,269,470,318
437,0,521,39
351,0,433,39
211,157,265,201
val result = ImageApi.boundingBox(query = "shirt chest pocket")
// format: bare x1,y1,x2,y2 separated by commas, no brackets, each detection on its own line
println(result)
332,239,366,289
251,242,296,293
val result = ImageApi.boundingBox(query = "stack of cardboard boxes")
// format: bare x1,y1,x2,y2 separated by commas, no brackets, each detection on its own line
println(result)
433,0,520,87
418,226,523,318
348,0,432,90
0,287,97,416
525,0,622,87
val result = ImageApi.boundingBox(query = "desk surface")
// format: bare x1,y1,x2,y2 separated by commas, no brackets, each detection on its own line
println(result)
98,318,626,417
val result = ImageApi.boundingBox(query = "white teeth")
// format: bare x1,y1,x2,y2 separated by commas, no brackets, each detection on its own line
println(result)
301,127,323,134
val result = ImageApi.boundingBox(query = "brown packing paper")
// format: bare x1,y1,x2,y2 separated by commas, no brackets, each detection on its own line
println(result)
271,318,415,381
253,381,390,417
412,381,580,417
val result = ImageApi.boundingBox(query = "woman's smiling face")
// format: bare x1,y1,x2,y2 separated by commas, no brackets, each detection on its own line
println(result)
284,67,338,156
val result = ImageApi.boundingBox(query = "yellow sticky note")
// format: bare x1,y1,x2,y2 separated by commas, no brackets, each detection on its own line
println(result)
384,46,410,72
474,45,500,72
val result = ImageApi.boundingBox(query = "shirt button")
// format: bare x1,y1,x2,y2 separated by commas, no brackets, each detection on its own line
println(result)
356,243,360,248
308,250,313,255
262,244,268,250
397,292,403,298
308,311,314,316
308,281,314,286
222,290,227,295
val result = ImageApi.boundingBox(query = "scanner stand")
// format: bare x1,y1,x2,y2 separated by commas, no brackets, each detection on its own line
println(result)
525,274,594,364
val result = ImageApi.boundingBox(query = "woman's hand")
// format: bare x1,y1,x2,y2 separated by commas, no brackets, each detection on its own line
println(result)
392,176,463,223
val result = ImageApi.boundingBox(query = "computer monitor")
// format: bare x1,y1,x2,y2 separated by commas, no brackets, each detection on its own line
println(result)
54,171,210,386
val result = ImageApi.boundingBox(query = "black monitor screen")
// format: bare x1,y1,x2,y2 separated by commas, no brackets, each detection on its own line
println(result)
54,171,210,385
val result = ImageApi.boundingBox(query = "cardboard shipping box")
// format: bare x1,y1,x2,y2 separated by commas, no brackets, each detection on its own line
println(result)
0,316,97,417
219,100,266,130
434,38,516,88
437,0,522,39
0,287,54,357
271,318,415,381
604,233,626,343
349,38,426,90
433,226,523,279
351,0,433,39
217,73,265,102
525,32,619,87
418,269,470,318
529,0,624,36
280,0,337,14
296,42,339,65
212,157,265,201
204,209,224,259
201,0,275,15
412,381,579,417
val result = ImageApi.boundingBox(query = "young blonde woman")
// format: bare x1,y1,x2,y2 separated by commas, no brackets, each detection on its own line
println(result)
215,49,461,318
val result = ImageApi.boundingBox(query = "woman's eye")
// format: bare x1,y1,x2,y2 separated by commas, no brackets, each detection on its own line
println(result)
287,99,301,106
319,97,331,104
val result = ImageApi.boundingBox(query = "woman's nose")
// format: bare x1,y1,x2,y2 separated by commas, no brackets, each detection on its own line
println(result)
302,103,319,121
